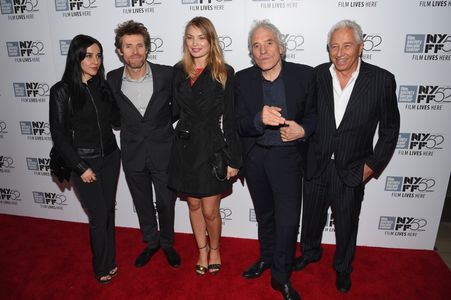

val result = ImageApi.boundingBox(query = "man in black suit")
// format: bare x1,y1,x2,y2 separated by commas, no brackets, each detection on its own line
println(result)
235,20,316,300
294,20,400,293
107,20,180,268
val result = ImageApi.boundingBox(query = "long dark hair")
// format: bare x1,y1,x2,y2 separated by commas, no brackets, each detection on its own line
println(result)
61,34,107,108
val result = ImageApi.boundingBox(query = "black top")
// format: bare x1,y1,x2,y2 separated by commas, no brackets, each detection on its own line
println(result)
49,79,119,175
168,64,242,196
256,72,295,146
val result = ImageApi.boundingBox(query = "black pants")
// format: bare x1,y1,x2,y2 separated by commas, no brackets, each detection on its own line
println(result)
301,160,364,274
245,145,302,283
72,149,120,277
124,158,176,250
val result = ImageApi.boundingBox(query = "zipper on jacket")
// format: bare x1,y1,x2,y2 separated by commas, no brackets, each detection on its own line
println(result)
86,87,104,157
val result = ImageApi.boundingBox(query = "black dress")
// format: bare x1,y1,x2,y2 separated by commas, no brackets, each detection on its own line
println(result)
168,64,241,196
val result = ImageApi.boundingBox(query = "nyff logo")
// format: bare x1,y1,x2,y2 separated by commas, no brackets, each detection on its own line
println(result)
26,157,50,172
20,121,50,136
33,191,67,205
405,34,451,53
0,0,39,14
0,188,21,201
398,85,451,104
385,176,435,193
397,133,444,150
14,82,50,98
55,0,97,11
379,216,427,232
6,41,44,57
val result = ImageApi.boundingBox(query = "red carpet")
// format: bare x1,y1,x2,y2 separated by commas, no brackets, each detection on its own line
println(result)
0,213,450,300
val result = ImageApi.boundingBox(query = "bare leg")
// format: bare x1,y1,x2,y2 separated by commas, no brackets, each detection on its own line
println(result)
187,196,209,274
201,194,222,273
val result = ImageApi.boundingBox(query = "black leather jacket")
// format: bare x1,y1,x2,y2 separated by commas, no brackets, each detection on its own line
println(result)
49,79,120,175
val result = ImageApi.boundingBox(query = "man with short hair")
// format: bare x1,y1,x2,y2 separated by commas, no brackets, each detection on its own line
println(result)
295,20,400,293
235,19,317,300
107,20,180,268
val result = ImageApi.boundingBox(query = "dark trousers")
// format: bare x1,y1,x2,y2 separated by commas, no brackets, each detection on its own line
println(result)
245,145,302,283
301,160,364,274
124,159,176,250
72,149,120,277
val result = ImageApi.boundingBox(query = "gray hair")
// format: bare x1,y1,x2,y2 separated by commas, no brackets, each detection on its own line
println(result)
248,19,286,61
327,19,364,46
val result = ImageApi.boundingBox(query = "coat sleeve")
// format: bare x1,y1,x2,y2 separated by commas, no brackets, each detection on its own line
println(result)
365,72,400,174
49,82,89,175
298,68,318,140
105,80,121,129
171,67,181,122
234,71,265,137
223,67,242,169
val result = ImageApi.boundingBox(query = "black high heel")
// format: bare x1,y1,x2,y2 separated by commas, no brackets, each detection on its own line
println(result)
195,243,209,276
208,245,221,275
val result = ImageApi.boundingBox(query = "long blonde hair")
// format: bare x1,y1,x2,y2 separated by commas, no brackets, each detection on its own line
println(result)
182,16,227,89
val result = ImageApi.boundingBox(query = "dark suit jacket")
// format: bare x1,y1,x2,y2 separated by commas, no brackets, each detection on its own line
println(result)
235,60,317,171
107,62,174,171
306,61,400,186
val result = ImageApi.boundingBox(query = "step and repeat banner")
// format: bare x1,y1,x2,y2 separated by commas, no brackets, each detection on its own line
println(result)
0,0,450,250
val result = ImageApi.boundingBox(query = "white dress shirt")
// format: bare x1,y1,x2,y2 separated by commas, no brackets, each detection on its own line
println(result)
329,59,361,128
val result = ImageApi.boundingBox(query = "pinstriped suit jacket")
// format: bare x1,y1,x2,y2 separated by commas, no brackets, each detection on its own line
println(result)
306,61,400,187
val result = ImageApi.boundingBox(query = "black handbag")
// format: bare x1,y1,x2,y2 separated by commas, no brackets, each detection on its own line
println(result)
49,146,71,182
211,148,230,181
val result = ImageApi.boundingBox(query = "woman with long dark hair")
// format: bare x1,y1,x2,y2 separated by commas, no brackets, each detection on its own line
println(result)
49,34,120,284
168,17,242,276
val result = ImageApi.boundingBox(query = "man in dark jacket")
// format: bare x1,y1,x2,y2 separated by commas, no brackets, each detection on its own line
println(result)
294,20,400,293
107,20,180,268
235,20,317,300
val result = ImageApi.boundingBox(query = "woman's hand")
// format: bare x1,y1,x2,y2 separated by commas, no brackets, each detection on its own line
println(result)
226,166,239,180
81,168,96,183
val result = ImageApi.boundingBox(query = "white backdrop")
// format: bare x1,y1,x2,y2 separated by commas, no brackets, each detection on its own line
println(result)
1,0,450,250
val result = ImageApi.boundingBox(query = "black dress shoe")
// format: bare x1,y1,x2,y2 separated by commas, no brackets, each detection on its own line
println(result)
292,255,321,271
271,278,301,300
163,247,181,268
134,246,160,268
336,272,352,293
242,260,271,279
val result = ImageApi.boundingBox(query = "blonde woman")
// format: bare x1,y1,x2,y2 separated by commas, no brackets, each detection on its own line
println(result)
168,16,241,275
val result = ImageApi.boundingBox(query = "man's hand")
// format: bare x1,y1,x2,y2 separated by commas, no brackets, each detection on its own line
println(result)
280,120,305,142
363,164,374,182
261,105,285,126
